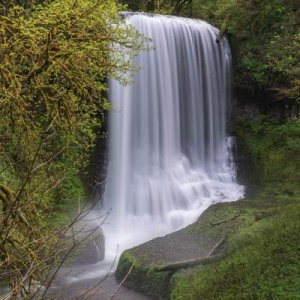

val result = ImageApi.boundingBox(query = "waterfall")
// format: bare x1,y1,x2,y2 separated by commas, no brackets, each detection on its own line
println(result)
103,13,244,259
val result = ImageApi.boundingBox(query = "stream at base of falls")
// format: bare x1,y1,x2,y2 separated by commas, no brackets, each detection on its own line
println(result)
49,267,151,300
47,209,151,300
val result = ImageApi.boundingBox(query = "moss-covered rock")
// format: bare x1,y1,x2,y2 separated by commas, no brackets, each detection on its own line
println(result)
171,205,300,300
116,250,173,299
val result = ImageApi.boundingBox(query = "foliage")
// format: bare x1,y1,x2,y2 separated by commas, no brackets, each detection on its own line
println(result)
0,0,146,297
0,0,145,165
234,117,300,193
189,0,300,101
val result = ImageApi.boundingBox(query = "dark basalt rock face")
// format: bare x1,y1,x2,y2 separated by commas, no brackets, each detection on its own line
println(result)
83,134,108,200
232,134,259,197
232,87,299,122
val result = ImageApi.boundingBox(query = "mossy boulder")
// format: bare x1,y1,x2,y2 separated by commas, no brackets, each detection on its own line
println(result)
116,251,173,299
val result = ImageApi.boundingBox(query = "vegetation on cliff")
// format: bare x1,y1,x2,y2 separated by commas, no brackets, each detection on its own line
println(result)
0,0,145,297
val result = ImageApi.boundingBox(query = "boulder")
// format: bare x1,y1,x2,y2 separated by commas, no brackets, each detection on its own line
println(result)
65,210,105,266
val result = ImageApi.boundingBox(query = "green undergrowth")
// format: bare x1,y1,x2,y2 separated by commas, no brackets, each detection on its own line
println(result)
50,161,86,228
171,117,300,300
172,206,300,300
234,116,300,195
0,156,86,229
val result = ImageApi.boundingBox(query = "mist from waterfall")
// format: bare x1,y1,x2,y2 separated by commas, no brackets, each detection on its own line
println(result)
103,13,244,260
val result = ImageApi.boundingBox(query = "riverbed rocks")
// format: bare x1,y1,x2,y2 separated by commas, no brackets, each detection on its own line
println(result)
71,225,105,265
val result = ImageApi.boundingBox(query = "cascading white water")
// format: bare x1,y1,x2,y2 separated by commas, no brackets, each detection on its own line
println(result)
103,13,244,260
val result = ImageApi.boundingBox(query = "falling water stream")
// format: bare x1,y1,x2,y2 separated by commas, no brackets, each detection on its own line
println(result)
52,13,244,298
103,13,244,262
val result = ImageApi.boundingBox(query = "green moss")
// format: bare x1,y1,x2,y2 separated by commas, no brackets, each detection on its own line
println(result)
234,117,300,194
48,159,86,228
116,250,172,299
171,207,300,300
